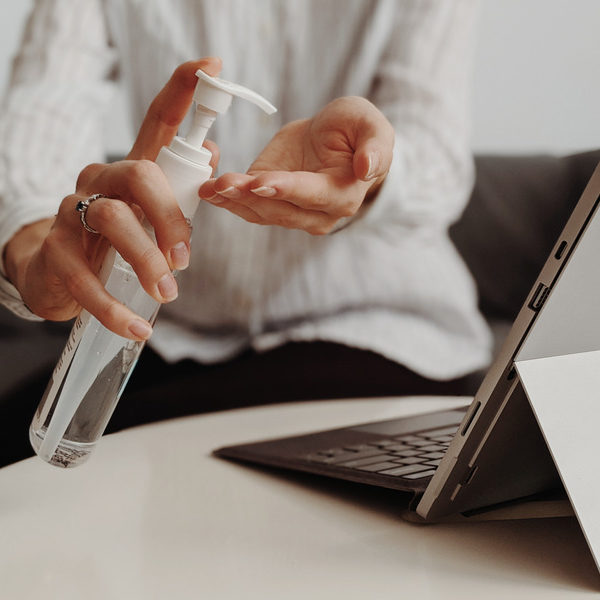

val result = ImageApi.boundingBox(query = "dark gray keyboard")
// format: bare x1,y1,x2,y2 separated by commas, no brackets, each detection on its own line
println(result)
303,425,458,480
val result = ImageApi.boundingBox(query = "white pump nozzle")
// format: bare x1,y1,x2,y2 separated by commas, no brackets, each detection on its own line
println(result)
168,70,277,165
193,69,277,116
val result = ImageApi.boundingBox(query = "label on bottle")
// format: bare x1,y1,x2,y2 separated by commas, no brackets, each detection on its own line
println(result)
37,310,92,427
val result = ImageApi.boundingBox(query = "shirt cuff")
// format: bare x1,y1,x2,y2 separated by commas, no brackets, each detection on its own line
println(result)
0,270,42,321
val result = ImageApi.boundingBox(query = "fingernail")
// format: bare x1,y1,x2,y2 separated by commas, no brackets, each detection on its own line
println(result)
128,319,153,340
218,186,240,199
365,153,379,180
158,273,178,301
204,193,223,204
251,186,277,197
198,179,216,199
170,241,190,270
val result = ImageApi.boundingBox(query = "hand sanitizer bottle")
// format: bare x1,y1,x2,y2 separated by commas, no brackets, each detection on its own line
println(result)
29,70,276,468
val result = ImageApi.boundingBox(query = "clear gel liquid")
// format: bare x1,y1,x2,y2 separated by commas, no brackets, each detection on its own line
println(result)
30,254,160,467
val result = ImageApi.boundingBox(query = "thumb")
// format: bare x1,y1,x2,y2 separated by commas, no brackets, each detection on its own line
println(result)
127,57,222,161
351,108,394,183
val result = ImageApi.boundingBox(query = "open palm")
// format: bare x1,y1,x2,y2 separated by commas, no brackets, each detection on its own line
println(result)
198,96,394,234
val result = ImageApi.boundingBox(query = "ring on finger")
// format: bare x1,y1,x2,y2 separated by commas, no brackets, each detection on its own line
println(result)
75,193,107,234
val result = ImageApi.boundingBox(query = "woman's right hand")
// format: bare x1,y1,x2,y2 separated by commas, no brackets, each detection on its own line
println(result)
3,57,221,341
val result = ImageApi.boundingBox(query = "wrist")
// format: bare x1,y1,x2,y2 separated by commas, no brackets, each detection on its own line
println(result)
4,218,54,290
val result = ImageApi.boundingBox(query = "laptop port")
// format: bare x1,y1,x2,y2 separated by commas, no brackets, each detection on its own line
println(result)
528,282,550,312
554,240,568,259
462,465,478,486
460,401,481,436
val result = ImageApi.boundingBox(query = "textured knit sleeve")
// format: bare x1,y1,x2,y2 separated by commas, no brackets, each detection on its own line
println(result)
362,0,477,230
0,0,117,317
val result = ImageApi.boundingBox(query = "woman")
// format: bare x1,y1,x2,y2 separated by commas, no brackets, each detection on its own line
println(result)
0,0,490,464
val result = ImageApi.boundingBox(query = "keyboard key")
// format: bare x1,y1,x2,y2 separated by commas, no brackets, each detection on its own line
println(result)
407,440,435,447
307,453,344,463
429,435,454,443
342,444,375,452
307,448,380,464
402,469,437,480
421,452,446,459
328,449,387,464
356,461,402,472
393,435,423,443
419,444,446,452
385,445,418,453
424,459,442,466
423,426,458,437
378,464,431,477
390,449,422,457
365,440,396,448
338,454,391,468
391,456,425,465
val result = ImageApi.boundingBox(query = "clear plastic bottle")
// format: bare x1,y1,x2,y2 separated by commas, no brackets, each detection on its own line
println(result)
29,250,160,467
29,69,276,467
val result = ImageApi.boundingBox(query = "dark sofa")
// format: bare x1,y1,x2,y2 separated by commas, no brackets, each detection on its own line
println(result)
450,149,600,359
1,149,599,399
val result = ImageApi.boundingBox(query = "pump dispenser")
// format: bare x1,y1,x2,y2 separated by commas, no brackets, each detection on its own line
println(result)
29,70,276,468
157,70,276,219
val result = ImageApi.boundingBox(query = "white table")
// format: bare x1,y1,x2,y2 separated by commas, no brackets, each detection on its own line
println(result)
1,396,599,599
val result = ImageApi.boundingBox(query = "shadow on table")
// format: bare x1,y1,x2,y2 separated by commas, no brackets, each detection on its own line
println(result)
216,456,600,592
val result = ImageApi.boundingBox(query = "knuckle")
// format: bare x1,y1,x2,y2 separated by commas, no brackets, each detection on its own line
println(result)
125,159,159,189
102,299,125,328
123,159,163,202
92,197,129,227
64,269,90,297
76,163,104,189
41,229,64,257
58,194,81,218
139,244,164,267
161,210,189,236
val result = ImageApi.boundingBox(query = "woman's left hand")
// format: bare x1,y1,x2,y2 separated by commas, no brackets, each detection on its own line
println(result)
198,96,394,234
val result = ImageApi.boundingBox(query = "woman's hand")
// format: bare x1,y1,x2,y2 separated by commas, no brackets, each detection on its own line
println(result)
3,58,221,340
198,96,394,234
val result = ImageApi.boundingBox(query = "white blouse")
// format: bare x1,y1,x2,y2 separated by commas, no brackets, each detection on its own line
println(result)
0,0,492,379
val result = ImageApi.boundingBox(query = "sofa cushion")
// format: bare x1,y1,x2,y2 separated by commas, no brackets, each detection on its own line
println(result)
450,150,600,321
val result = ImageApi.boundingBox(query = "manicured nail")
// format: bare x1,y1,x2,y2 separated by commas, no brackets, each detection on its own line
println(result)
218,186,241,199
128,319,153,340
158,273,178,301
198,179,216,199
170,241,190,270
204,193,223,204
251,186,277,197
365,153,379,180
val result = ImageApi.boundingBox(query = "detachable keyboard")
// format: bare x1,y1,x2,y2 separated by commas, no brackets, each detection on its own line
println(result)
214,408,466,493
303,425,457,480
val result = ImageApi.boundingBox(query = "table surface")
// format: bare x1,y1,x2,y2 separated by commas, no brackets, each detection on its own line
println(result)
1,395,599,599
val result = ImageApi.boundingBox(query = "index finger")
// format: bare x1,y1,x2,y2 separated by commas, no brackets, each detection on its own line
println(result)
128,57,222,161
55,235,154,341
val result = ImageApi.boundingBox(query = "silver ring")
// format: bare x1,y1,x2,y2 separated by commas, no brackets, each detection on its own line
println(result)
75,194,106,234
